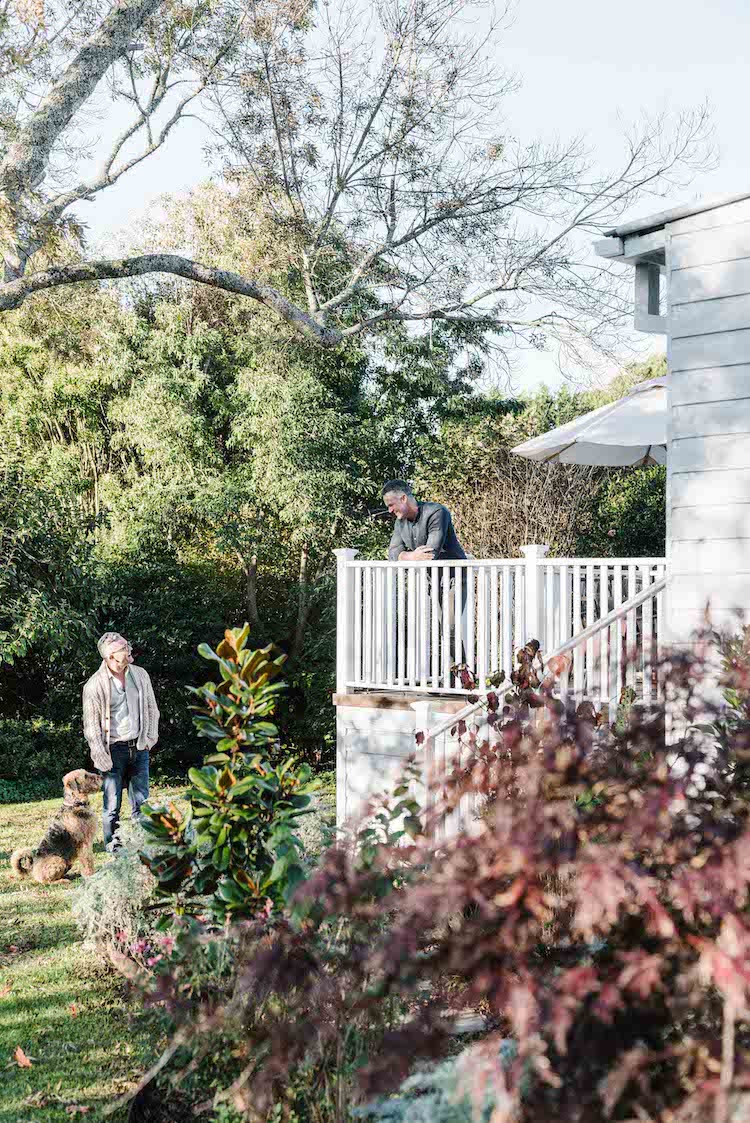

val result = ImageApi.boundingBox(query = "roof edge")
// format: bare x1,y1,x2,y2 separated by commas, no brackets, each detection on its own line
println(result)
601,188,750,240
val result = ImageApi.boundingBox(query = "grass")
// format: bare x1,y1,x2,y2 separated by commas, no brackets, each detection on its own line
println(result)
0,784,183,1123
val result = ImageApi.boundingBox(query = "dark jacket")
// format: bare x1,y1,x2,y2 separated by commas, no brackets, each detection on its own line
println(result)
387,501,467,562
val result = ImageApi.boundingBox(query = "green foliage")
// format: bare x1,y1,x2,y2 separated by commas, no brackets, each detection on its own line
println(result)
140,626,318,923
708,624,750,800
580,463,666,557
0,718,84,802
0,190,668,792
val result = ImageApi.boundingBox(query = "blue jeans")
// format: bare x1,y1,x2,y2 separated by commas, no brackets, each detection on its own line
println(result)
102,742,150,850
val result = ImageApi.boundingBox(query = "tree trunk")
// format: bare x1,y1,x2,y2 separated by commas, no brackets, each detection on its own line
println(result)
292,545,310,658
234,550,259,626
245,554,259,627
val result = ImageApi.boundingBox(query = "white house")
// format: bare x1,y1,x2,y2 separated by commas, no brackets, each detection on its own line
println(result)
596,190,750,652
333,190,750,827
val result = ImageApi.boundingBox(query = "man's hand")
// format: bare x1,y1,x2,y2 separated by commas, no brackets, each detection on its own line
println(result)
399,545,435,561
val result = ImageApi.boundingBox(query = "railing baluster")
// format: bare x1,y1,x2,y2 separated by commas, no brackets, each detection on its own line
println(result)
454,565,462,682
600,603,609,712
572,564,582,700
641,564,653,705
407,566,416,687
363,566,373,684
656,574,664,703
420,568,429,687
374,566,383,685
491,565,499,678
397,565,406,685
627,564,637,692
466,565,475,682
545,566,554,652
386,565,395,686
502,567,512,682
442,565,451,690
431,563,439,687
557,564,569,702
477,567,488,687
586,563,595,699
514,564,524,651
354,565,362,687
613,563,623,706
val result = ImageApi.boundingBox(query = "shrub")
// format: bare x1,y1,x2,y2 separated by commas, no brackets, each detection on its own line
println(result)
125,635,750,1123
140,624,318,924
72,823,157,952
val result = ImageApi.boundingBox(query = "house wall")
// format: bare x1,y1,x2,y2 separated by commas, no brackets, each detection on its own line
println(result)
666,197,750,646
334,693,487,830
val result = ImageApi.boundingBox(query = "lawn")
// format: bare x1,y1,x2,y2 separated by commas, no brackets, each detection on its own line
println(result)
0,785,183,1123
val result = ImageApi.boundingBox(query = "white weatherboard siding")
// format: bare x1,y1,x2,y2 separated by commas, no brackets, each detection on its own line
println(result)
668,196,750,644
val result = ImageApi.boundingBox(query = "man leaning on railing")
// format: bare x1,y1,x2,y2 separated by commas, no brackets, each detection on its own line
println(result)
383,479,467,564
382,480,467,666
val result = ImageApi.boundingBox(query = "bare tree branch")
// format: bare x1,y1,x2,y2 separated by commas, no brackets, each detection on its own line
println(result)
0,0,162,204
0,253,340,344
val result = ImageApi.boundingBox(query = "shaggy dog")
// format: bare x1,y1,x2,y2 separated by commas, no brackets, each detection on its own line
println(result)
10,769,103,883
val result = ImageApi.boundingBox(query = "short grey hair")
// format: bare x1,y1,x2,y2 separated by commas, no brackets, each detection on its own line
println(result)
382,478,414,499
97,632,132,660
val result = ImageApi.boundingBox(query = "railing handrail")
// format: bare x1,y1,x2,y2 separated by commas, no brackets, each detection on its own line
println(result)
416,573,668,744
415,690,505,745
544,573,667,663
347,556,667,568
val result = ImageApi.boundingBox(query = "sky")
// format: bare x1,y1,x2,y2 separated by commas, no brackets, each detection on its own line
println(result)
82,0,750,394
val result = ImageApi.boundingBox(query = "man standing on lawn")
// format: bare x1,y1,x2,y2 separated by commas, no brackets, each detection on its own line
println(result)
383,479,467,564
83,632,159,853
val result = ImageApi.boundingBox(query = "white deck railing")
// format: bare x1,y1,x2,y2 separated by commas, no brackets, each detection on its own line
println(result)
334,545,667,706
410,571,670,840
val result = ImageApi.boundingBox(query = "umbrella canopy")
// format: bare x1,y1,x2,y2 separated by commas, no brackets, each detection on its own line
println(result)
511,377,668,467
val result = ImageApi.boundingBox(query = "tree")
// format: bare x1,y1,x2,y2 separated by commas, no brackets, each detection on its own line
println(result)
0,0,711,356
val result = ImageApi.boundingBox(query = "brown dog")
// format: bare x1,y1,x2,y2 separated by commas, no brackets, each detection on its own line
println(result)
11,769,103,883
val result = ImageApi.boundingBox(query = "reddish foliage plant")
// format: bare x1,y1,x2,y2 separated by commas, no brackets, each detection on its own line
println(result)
137,636,750,1123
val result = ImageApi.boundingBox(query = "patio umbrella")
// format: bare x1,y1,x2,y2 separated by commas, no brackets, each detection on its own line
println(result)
511,376,668,467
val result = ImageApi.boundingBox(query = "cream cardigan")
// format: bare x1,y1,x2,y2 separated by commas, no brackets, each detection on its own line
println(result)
82,662,159,771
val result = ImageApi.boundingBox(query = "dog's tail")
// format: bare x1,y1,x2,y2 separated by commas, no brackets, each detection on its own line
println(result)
10,847,34,878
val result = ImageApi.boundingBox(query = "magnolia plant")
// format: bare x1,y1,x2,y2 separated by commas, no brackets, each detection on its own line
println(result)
140,625,318,924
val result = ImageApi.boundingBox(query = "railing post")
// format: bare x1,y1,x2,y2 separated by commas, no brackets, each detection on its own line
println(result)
521,543,549,645
333,548,359,694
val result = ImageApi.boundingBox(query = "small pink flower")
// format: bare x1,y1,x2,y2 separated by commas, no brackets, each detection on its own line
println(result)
607,529,616,538
147,954,163,966
159,935,176,955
